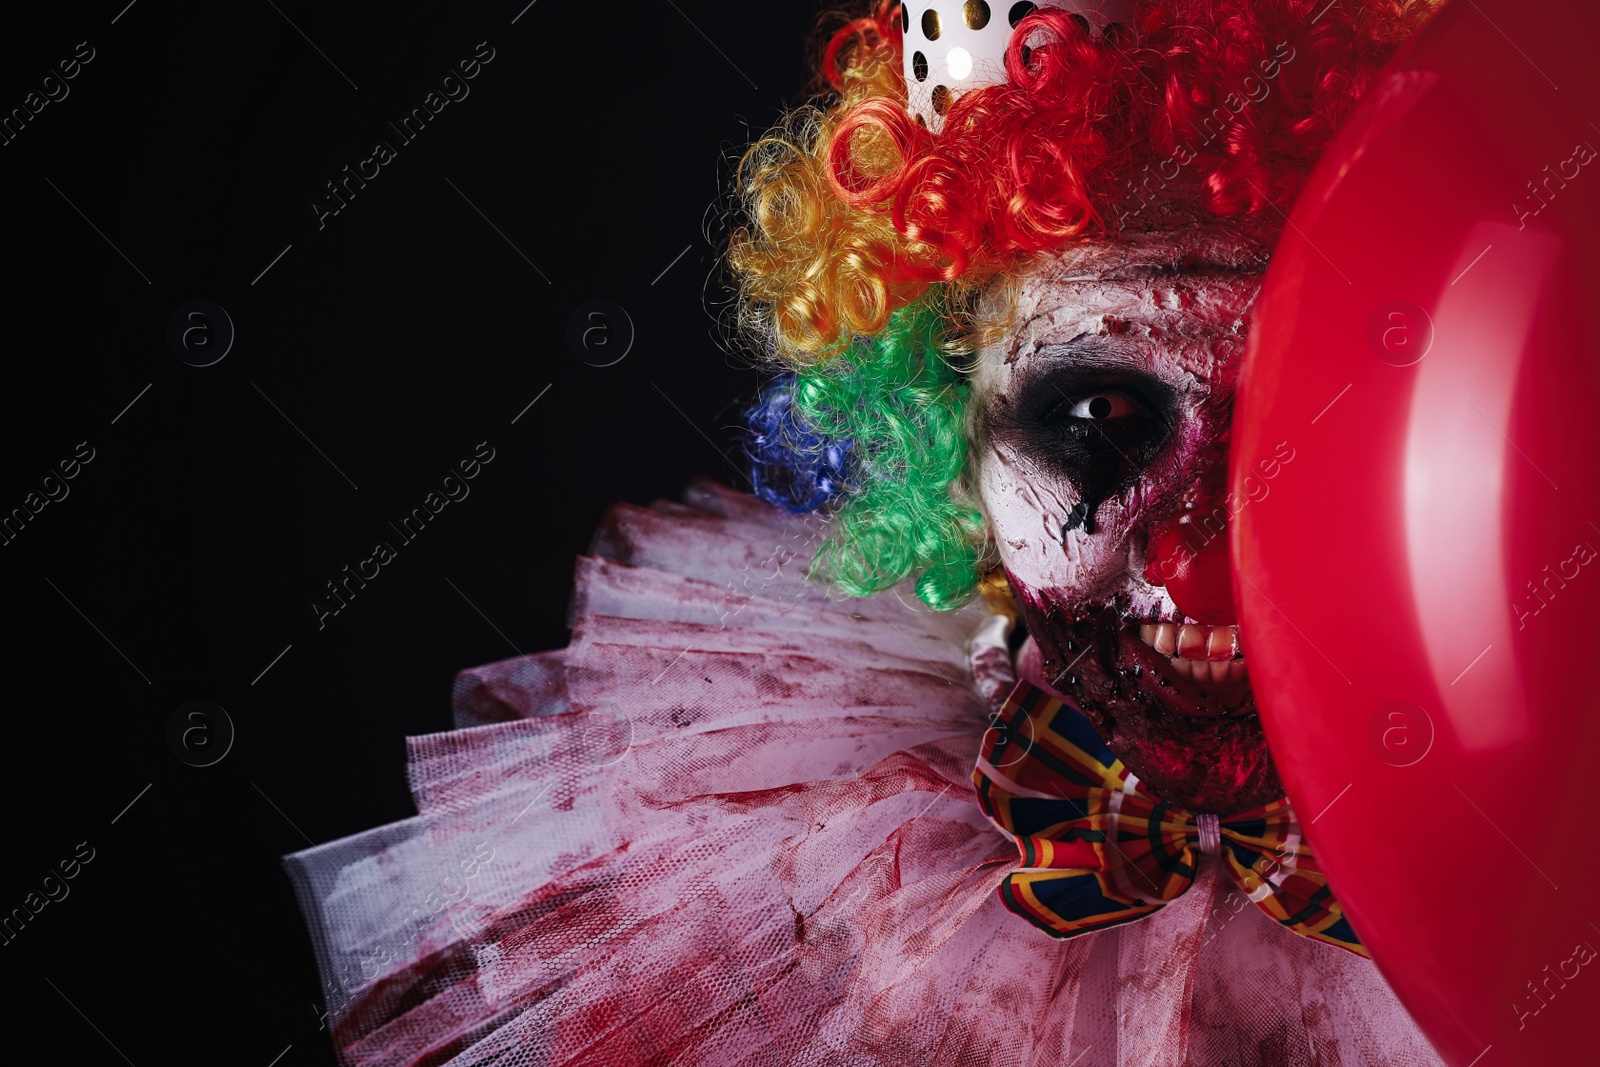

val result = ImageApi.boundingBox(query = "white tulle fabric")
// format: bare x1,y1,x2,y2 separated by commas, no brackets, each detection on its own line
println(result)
285,479,1443,1067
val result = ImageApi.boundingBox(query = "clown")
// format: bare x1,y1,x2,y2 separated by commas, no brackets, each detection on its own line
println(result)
736,0,1447,818
288,2,1448,1064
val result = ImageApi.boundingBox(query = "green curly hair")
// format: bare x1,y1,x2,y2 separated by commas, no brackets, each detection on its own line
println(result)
786,293,987,610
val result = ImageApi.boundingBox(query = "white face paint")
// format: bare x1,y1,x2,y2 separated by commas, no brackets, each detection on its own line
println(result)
968,214,1282,813
973,224,1266,620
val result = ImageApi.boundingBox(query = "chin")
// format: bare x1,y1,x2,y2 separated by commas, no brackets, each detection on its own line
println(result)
1008,578,1285,815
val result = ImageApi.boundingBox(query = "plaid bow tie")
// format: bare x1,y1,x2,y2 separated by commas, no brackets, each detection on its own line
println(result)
972,682,1366,957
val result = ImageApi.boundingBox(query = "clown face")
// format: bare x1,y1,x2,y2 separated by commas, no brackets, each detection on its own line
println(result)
971,213,1285,814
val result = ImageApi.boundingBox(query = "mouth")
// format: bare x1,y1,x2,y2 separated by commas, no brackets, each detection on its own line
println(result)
1008,585,1282,812
1111,616,1253,718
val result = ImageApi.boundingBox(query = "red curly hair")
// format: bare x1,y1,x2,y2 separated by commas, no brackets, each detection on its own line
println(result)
728,0,1440,360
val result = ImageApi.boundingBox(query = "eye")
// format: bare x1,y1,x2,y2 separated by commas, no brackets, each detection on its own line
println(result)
990,364,1178,505
1064,392,1140,420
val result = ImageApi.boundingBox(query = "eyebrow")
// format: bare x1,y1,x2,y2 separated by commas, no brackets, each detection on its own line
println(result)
1034,254,1264,288
1138,251,1268,275
1025,337,1114,362
1014,338,1164,376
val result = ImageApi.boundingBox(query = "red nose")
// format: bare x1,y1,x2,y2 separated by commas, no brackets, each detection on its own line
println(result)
1143,473,1237,625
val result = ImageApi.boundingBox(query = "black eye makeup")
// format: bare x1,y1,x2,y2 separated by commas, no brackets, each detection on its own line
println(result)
988,353,1179,526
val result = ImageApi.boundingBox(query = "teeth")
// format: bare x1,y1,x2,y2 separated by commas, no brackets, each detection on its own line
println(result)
1158,654,1249,685
1140,621,1240,662
1204,625,1237,662
1140,622,1178,655
1137,622,1244,684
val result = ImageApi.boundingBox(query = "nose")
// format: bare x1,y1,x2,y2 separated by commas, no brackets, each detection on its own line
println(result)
1142,465,1237,625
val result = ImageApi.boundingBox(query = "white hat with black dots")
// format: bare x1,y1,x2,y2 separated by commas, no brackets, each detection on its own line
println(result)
900,0,1137,132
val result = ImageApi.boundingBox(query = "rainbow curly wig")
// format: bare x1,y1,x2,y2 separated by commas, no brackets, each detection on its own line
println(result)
730,0,1440,609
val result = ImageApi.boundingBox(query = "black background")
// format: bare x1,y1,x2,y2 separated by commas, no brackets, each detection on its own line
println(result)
2,2,822,1062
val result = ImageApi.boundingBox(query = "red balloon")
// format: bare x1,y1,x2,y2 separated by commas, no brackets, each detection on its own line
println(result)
1233,1,1600,1063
